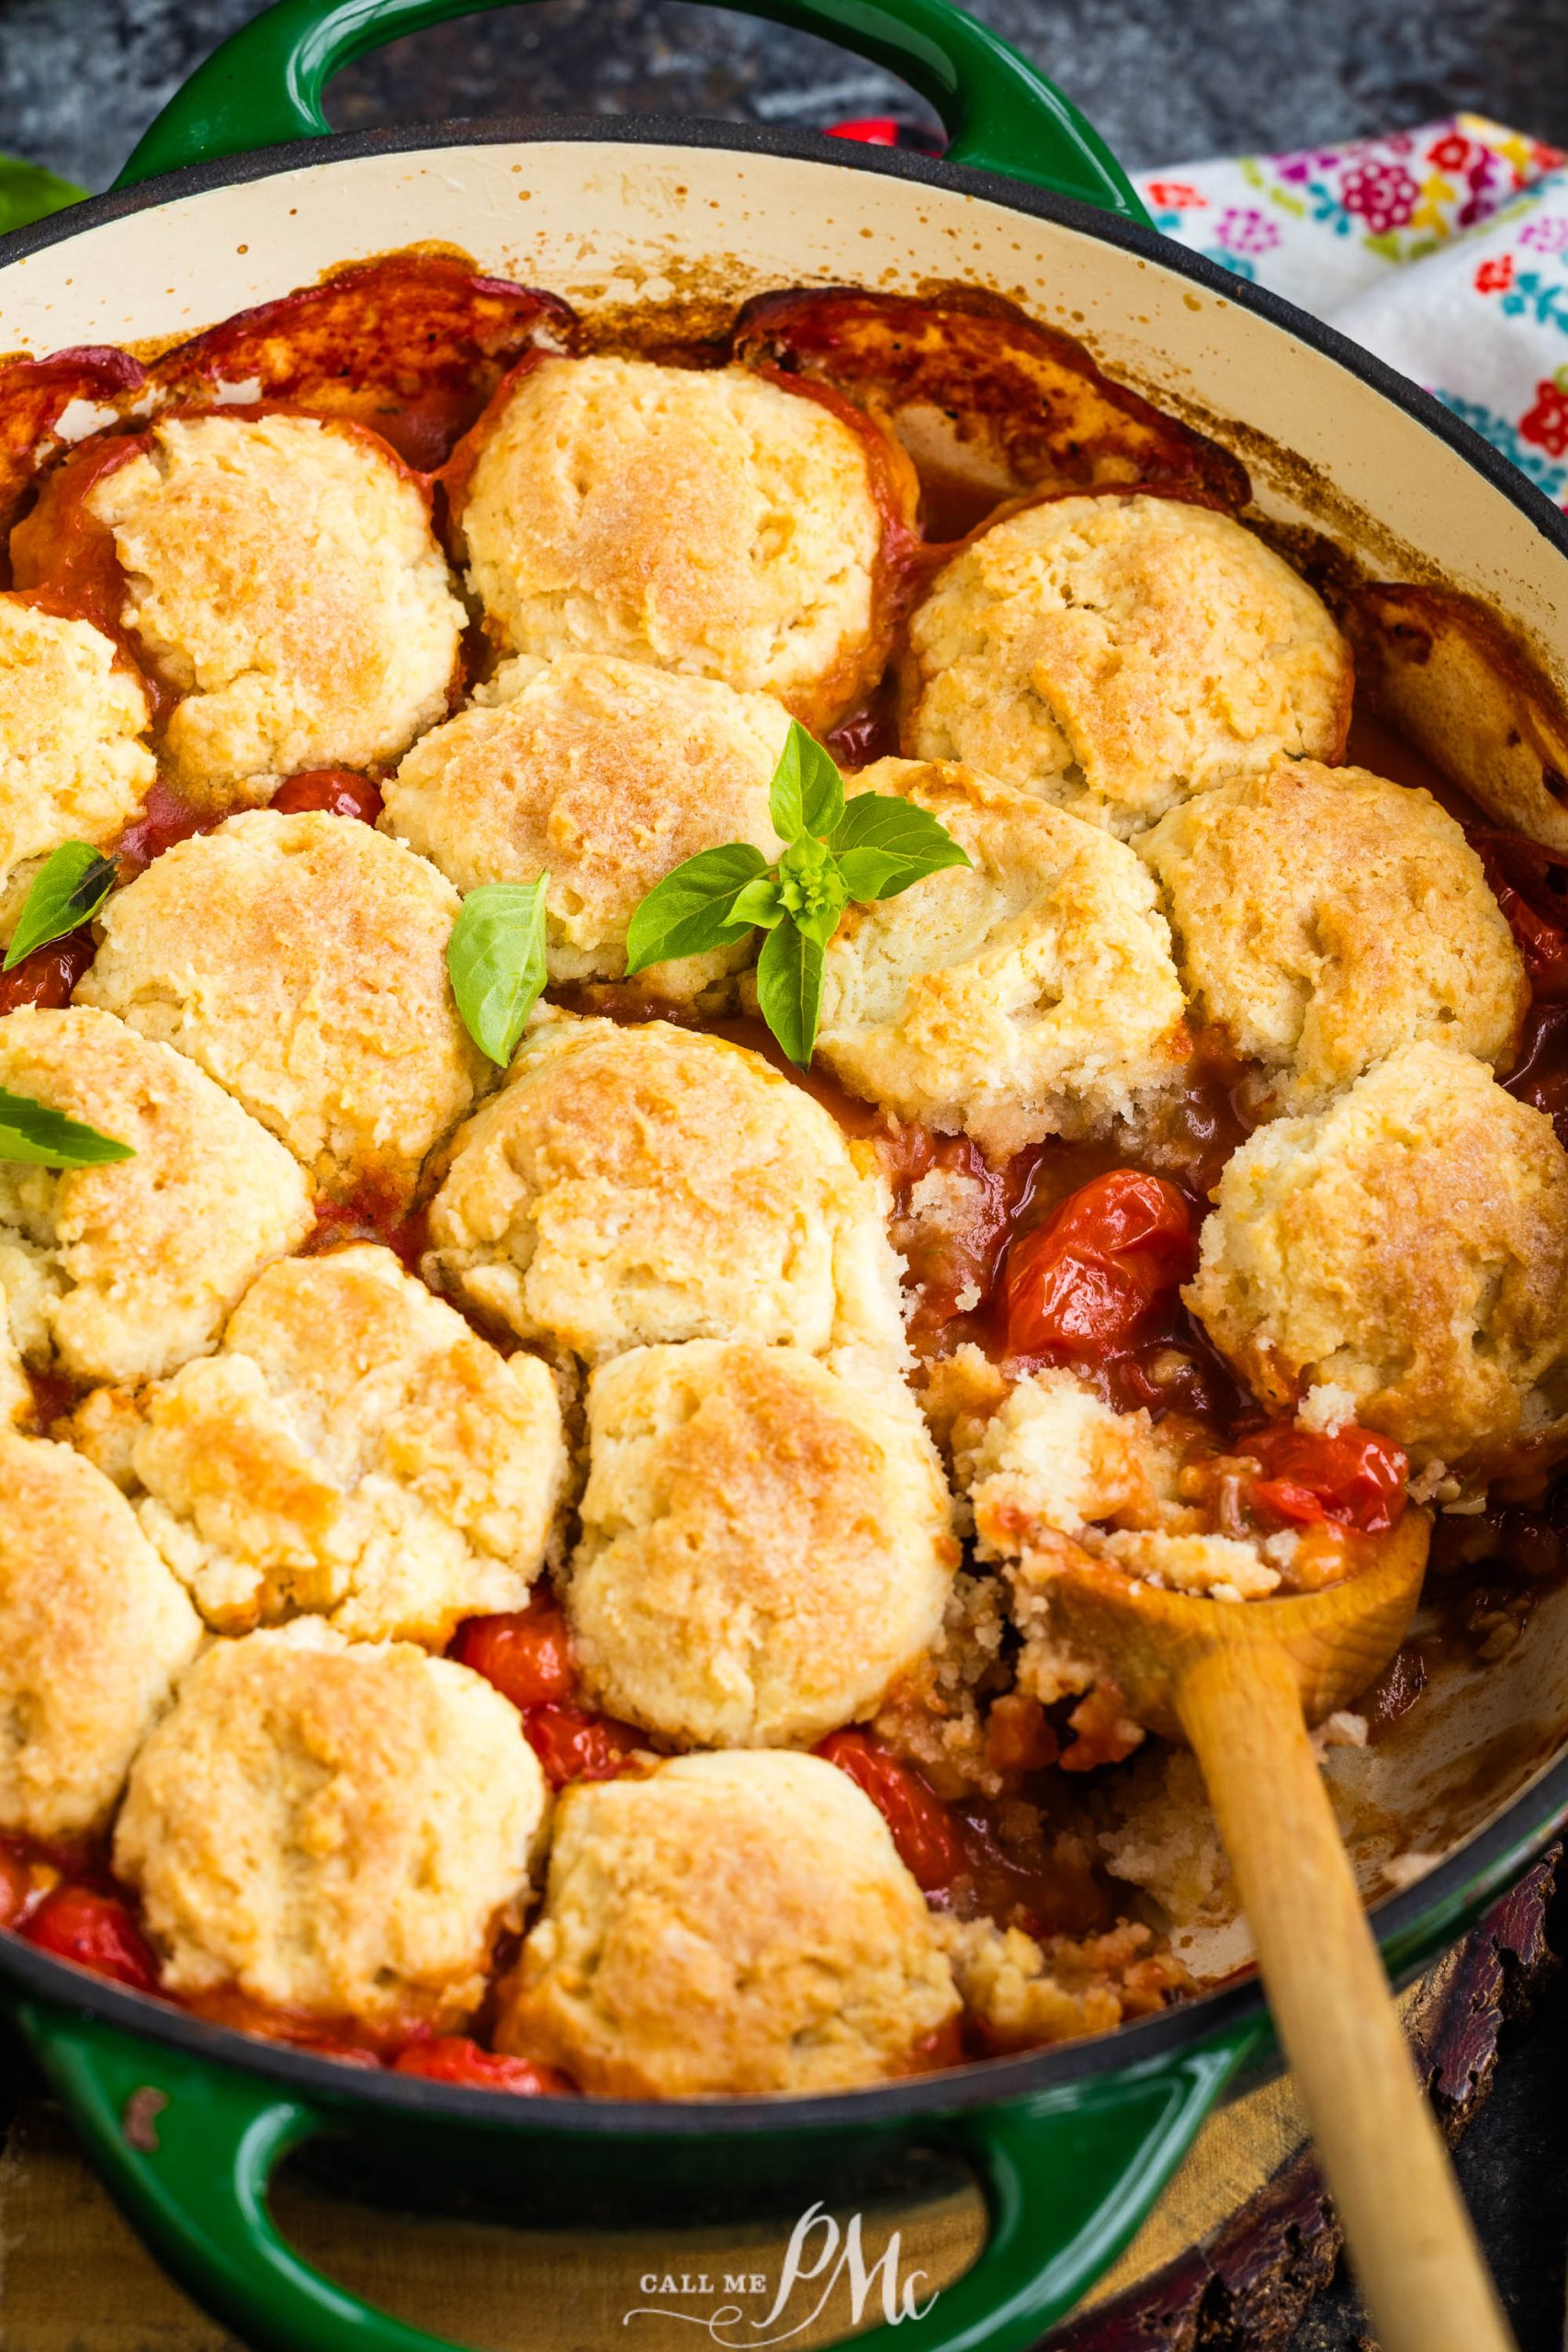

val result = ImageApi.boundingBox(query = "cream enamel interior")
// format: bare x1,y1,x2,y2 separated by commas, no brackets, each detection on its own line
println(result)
5,131,1568,1970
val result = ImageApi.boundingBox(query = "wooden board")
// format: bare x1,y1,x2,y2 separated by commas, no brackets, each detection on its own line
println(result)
0,1859,1554,2352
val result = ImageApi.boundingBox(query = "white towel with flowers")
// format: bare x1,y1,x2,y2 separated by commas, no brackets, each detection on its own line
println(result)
1135,117,1568,506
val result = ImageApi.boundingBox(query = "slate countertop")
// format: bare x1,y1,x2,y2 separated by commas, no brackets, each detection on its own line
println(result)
4,1,1568,2346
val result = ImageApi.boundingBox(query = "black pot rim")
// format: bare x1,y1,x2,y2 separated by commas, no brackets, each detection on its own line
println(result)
5,109,1568,2139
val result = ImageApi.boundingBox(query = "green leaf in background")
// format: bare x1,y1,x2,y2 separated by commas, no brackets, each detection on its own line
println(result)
4,842,118,970
0,154,86,238
623,842,770,975
0,1084,132,1168
448,878,550,1068
769,719,845,842
755,919,825,1070
830,794,974,901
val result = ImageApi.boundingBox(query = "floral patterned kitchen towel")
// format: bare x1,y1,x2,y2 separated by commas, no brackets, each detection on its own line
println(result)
1135,117,1568,505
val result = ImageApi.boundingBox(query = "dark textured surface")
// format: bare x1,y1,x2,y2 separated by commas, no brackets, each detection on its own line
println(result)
3,3,1568,2346
2,0,1568,196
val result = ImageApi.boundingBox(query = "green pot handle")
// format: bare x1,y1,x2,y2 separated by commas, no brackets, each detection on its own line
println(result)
17,1996,1247,2352
113,0,1149,221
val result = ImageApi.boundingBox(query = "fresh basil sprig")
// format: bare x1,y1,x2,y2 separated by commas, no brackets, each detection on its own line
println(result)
448,877,550,1068
0,1084,132,1169
625,721,970,1066
4,842,118,971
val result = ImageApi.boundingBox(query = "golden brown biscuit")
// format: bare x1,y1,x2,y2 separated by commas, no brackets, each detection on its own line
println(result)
902,494,1351,835
1140,756,1528,1108
816,758,1187,1154
0,596,153,943
0,1430,201,1841
113,1620,548,2027
0,1006,313,1387
569,1340,956,1748
1188,1040,1568,1470
77,810,490,1201
380,654,791,1002
457,356,909,731
0,1286,26,1430
72,1245,568,1645
495,1750,959,2096
86,413,464,804
424,1013,908,1370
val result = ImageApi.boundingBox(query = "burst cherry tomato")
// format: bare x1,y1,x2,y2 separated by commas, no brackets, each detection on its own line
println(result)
1244,1423,1408,1533
1472,829,1568,1000
815,1730,966,1893
20,1883,159,1992
0,932,96,1014
523,1704,645,1790
271,769,384,823
1004,1170,1196,1362
451,1596,577,1711
392,2036,573,2094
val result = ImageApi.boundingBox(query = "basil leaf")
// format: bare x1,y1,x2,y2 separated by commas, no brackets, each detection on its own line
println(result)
624,843,770,976
0,1083,132,1168
755,916,825,1069
0,155,85,237
776,833,850,946
727,871,787,932
4,842,118,970
830,794,973,901
769,720,845,842
448,879,550,1068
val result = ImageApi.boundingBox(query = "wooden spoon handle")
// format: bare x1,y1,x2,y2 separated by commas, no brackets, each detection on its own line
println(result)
1178,1642,1517,2352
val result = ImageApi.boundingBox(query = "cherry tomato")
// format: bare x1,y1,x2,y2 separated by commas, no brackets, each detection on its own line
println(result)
0,932,96,1014
1004,1170,1196,1362
1244,1423,1408,1533
392,2036,573,2094
271,769,384,824
1472,830,1568,1000
815,1730,966,1893
21,1883,159,1992
452,1596,578,1711
523,1704,645,1791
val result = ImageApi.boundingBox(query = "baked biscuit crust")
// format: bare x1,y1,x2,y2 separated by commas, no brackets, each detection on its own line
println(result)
85,413,464,804
817,757,1188,1154
0,596,153,943
1188,1040,1568,1471
0,1431,201,1842
72,1245,568,1645
496,1750,960,2096
113,1621,549,2025
0,1006,313,1387
77,809,491,1202
455,356,911,732
569,1340,957,1748
380,654,791,1001
424,1013,909,1370
1141,756,1528,1109
902,494,1351,835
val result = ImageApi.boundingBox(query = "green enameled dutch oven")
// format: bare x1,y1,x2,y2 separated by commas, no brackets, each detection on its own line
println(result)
6,5,1568,2346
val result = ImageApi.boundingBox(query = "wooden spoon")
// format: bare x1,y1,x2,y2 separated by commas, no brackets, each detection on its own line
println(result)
1045,1510,1517,2352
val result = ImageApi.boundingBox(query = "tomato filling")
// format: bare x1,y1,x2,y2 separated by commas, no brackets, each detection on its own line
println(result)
391,2036,574,2094
1241,1423,1409,1535
19,1882,159,1992
270,769,385,824
451,1595,646,1791
815,1730,967,1893
1003,1169,1197,1363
